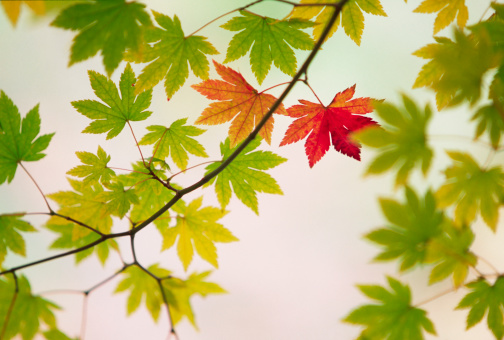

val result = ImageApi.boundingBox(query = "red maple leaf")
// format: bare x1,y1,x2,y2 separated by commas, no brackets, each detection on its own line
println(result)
192,60,286,147
279,85,378,167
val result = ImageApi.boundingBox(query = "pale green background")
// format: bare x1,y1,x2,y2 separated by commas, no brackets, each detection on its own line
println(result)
0,1,501,339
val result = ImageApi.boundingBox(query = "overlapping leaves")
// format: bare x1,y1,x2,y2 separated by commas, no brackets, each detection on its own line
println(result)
289,0,387,45
205,138,286,214
0,91,54,185
221,11,314,84
131,11,218,98
51,0,152,76
72,63,152,139
344,276,436,339
354,95,433,187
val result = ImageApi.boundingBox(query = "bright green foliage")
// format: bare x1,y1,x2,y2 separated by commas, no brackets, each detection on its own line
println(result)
0,91,54,185
344,276,436,339
426,224,476,287
51,0,152,76
160,197,238,270
163,271,226,327
118,162,175,228
43,329,78,340
115,264,170,321
365,187,444,271
436,151,504,231
205,138,286,214
72,63,153,139
221,11,314,84
0,215,36,267
413,30,497,110
131,11,219,98
413,0,468,34
457,277,504,339
66,146,115,184
0,275,59,340
99,181,139,218
46,222,118,265
139,119,208,171
289,0,387,45
354,95,433,187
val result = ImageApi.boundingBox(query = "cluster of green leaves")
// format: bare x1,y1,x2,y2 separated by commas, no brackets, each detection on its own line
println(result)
346,2,504,339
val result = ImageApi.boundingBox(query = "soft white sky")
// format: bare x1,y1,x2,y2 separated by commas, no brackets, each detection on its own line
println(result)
0,1,502,340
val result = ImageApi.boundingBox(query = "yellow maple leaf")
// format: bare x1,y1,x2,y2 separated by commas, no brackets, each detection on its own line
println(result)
2,0,45,26
414,0,468,34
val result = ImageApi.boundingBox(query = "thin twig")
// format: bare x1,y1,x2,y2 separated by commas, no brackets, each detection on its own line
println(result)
1,272,19,340
52,212,104,236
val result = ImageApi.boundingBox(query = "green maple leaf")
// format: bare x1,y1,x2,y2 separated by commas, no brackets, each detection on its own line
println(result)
118,162,175,228
72,63,153,139
0,215,36,267
436,151,504,231
43,329,78,340
289,0,387,45
413,0,468,34
161,197,238,270
115,264,171,321
66,145,116,184
205,138,286,214
344,276,436,339
98,181,139,218
221,11,314,84
132,11,218,98
163,271,226,327
413,30,498,110
51,0,152,76
365,187,444,271
0,91,54,185
457,277,504,339
139,118,208,171
426,224,476,287
0,275,59,340
353,95,433,187
472,103,504,149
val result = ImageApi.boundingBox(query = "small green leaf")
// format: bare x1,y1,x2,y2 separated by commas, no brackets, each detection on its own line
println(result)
0,215,36,267
139,118,208,170
67,145,116,184
344,277,436,339
72,63,153,139
205,138,286,214
99,181,139,218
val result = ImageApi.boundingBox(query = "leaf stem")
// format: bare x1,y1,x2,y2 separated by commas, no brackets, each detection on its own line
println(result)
19,162,53,213
127,121,146,166
303,80,324,105
108,166,150,175
1,272,18,340
52,212,104,236
413,285,457,307
168,160,222,181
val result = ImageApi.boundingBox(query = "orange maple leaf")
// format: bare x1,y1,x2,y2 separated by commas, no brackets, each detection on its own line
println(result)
192,60,286,147
280,85,378,167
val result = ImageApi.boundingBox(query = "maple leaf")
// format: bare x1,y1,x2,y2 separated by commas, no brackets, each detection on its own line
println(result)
131,11,218,98
160,197,238,270
0,275,60,340
163,271,226,327
99,181,139,219
0,91,54,185
192,61,286,147
0,215,37,267
1,0,45,27
412,30,498,110
279,84,377,167
472,103,504,149
139,118,208,171
426,224,476,287
43,329,78,340
72,63,153,139
344,276,436,339
413,0,468,35
205,138,286,214
365,187,444,271
436,151,504,231
353,95,433,187
66,145,116,184
51,0,152,76
221,11,314,84
457,277,504,339
289,0,387,45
